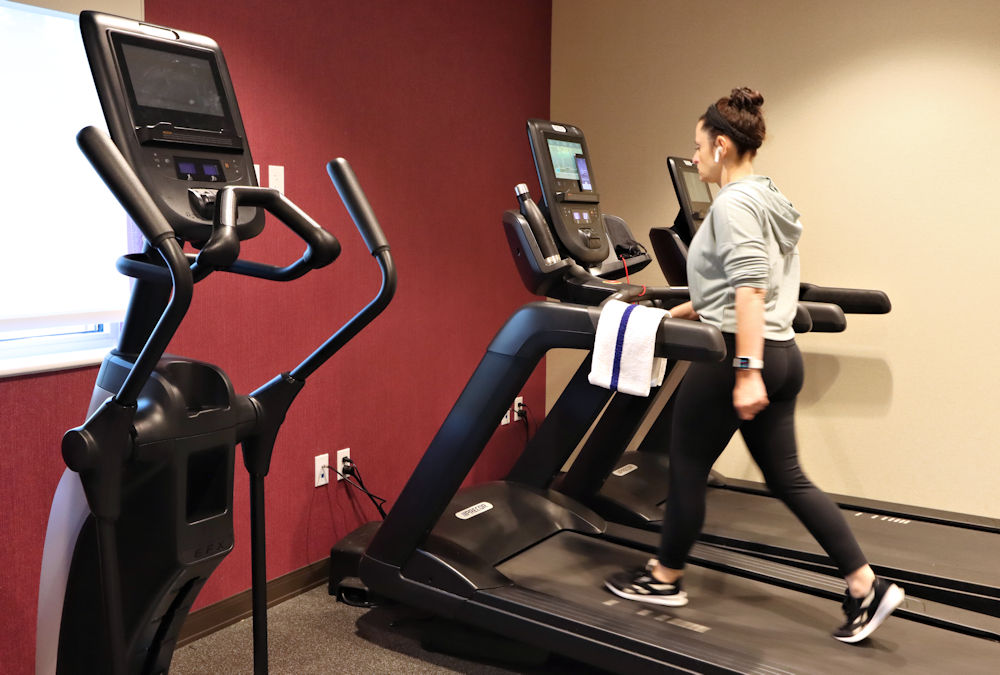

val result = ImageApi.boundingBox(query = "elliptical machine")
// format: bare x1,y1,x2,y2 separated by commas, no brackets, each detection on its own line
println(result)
36,12,395,675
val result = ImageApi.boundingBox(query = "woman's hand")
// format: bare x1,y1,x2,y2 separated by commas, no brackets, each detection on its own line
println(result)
733,370,769,420
668,301,700,321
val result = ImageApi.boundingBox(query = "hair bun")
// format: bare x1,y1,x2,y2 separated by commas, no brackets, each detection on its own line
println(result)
729,87,764,111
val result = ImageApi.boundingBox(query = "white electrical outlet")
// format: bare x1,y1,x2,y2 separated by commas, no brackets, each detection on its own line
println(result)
336,448,351,481
268,164,285,194
501,409,511,425
513,396,525,421
314,453,329,487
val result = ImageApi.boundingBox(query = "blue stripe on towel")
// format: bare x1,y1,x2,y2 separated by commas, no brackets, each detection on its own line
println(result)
610,303,637,391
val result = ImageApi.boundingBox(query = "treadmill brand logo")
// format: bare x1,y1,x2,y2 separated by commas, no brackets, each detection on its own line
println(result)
612,464,638,477
456,502,494,520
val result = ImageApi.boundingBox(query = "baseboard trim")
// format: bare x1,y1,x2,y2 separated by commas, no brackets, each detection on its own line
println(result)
178,557,330,646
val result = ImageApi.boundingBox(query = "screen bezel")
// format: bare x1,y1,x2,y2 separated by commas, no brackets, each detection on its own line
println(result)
111,32,236,132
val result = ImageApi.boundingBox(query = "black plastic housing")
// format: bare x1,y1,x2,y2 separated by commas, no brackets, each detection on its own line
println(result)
80,11,263,243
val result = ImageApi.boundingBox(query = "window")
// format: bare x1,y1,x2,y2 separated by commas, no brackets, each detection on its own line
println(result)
0,0,132,377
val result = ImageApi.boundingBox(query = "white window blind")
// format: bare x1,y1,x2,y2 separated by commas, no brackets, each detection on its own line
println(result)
0,0,131,334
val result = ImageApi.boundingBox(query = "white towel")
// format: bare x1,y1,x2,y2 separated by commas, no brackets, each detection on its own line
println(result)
588,299,669,397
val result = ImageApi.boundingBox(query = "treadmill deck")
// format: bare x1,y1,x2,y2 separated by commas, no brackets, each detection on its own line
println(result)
492,530,999,674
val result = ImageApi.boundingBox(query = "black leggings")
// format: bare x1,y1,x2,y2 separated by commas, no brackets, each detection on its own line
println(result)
658,334,868,577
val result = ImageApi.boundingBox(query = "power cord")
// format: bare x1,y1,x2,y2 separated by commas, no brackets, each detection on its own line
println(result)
516,401,534,442
619,253,647,298
329,458,388,518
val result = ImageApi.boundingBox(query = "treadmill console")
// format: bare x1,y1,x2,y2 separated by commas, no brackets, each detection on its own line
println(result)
526,119,609,264
80,11,263,244
666,156,712,245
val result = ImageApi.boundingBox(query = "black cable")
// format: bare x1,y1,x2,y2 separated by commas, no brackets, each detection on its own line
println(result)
518,402,534,442
329,461,388,518
349,464,388,518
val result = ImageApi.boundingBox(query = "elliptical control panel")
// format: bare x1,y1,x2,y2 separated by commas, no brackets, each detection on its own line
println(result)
526,119,610,264
81,12,263,244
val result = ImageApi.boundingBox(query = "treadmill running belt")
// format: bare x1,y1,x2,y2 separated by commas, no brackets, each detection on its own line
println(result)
703,489,1000,598
495,531,999,674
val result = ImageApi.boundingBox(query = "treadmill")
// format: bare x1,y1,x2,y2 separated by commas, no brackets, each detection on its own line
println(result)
504,124,999,622
355,122,999,673
514,130,1000,617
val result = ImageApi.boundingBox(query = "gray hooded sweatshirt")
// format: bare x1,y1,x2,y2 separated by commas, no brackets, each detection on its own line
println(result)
686,175,802,341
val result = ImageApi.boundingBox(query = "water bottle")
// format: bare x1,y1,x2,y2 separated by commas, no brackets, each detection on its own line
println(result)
515,183,560,265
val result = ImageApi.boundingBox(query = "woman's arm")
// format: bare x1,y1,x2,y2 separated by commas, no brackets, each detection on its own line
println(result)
667,300,700,320
733,286,769,420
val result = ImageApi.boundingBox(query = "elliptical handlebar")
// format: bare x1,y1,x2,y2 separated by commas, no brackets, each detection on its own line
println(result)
77,126,175,246
75,126,193,407
288,159,396,381
326,158,390,256
214,185,342,281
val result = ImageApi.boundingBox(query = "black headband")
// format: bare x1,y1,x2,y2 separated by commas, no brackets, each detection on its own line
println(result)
703,103,761,150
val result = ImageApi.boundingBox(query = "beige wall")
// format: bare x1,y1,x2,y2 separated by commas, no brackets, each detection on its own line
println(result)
18,0,141,18
550,0,1000,517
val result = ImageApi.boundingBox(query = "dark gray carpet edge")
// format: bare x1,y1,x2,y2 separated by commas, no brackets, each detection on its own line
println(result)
171,585,610,674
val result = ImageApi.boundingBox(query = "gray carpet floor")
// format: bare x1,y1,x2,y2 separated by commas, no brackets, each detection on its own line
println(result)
171,586,609,674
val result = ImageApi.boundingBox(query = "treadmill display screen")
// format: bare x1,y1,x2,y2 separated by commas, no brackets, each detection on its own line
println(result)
547,139,584,180
120,42,225,117
683,168,712,204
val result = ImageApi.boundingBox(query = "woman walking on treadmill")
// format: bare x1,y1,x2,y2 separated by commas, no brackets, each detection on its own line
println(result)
605,87,904,643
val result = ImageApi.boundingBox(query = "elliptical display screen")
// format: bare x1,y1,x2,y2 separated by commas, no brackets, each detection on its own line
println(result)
546,138,584,180
121,42,224,116
113,34,234,132
174,156,226,182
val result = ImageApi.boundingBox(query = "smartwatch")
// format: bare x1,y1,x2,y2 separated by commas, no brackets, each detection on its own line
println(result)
733,356,764,370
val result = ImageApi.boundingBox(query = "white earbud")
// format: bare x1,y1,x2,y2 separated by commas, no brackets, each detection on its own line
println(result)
714,147,722,162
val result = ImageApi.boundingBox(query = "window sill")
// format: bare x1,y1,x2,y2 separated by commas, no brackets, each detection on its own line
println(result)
0,346,108,380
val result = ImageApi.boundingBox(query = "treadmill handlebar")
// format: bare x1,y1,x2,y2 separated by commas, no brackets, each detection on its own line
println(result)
799,282,891,314
792,304,813,333
799,301,846,332
602,285,690,308
486,301,725,363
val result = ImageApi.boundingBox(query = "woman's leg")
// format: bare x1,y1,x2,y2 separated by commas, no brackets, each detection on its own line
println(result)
739,342,869,578
656,358,741,573
605,355,739,604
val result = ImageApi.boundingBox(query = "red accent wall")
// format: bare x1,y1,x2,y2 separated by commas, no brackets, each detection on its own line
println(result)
0,1,551,672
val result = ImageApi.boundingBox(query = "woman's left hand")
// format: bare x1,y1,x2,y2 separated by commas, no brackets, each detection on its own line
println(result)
733,371,769,420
